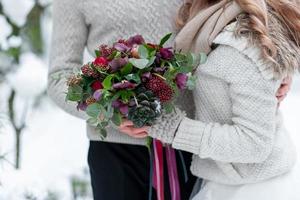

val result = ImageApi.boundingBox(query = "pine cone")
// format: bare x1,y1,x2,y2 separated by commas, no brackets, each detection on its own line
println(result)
128,86,161,127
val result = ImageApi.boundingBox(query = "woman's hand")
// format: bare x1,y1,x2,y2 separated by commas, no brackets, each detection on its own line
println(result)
118,119,149,139
276,76,292,105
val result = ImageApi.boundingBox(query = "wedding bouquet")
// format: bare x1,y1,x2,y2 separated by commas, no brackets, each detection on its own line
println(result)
66,33,205,138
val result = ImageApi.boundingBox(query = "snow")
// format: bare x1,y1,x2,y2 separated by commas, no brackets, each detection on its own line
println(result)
1,0,34,27
0,15,12,49
0,99,90,199
6,52,48,98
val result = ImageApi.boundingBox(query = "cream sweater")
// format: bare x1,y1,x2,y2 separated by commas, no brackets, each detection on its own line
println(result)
47,0,192,145
149,23,297,185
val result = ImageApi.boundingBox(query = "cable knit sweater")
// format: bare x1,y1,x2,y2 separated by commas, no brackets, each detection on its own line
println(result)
47,0,194,145
148,23,297,185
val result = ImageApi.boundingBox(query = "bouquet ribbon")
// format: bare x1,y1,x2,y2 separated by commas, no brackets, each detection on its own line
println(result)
152,139,181,200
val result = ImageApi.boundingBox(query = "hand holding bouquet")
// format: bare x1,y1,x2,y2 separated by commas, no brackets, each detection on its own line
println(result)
66,33,206,139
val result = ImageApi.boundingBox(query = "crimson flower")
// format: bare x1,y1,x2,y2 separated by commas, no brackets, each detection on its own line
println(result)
91,80,103,91
93,57,108,66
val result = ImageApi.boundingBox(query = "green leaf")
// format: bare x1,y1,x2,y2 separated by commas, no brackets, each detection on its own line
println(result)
95,50,100,57
163,102,175,114
102,74,114,89
86,103,102,118
200,52,207,64
112,111,122,126
159,33,172,47
119,90,134,102
186,75,197,90
120,62,133,75
145,137,153,151
66,85,83,101
100,128,107,138
87,117,98,126
138,45,149,59
125,73,141,84
129,58,149,69
146,56,156,68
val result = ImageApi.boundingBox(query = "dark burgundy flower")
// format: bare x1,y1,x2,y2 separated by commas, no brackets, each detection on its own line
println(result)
109,58,128,72
153,66,166,74
113,43,130,52
175,73,188,90
93,57,108,66
159,47,174,60
77,102,88,111
141,72,152,82
112,100,129,115
91,80,103,91
127,35,145,47
113,80,137,90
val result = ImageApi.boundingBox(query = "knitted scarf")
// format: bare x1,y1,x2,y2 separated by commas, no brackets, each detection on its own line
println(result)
174,0,242,54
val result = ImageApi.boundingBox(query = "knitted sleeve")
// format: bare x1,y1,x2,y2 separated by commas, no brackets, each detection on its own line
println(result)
155,45,280,164
47,0,88,120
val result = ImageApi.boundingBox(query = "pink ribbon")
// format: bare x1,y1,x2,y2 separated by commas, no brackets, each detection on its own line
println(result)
152,139,181,200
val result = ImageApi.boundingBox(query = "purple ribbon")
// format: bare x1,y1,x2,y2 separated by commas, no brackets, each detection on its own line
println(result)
152,139,181,200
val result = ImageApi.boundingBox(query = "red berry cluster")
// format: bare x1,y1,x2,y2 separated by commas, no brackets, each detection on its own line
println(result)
81,64,99,78
99,45,114,58
146,76,174,102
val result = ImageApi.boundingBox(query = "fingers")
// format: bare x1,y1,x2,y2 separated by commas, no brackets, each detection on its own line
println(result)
120,119,134,128
276,84,290,97
119,120,149,138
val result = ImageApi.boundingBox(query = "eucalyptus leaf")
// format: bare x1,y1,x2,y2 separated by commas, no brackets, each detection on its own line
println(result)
200,52,207,64
138,45,149,59
129,58,149,69
86,103,102,118
87,117,98,126
146,56,156,68
125,73,141,84
66,85,83,101
187,75,197,90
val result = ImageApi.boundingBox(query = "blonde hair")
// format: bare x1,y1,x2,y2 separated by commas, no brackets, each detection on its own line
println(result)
177,0,300,71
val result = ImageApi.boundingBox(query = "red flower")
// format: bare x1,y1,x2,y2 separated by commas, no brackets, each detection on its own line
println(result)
91,80,103,91
93,57,108,66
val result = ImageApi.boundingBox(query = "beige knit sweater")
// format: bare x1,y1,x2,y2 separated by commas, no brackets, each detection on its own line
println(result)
148,23,297,185
47,0,193,145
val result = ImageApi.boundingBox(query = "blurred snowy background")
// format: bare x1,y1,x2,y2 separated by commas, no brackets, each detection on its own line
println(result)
0,0,299,199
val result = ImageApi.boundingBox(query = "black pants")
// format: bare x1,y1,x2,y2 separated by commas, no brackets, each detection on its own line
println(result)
88,141,197,200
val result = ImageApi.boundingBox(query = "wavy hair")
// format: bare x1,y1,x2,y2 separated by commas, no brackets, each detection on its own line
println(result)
177,0,300,76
